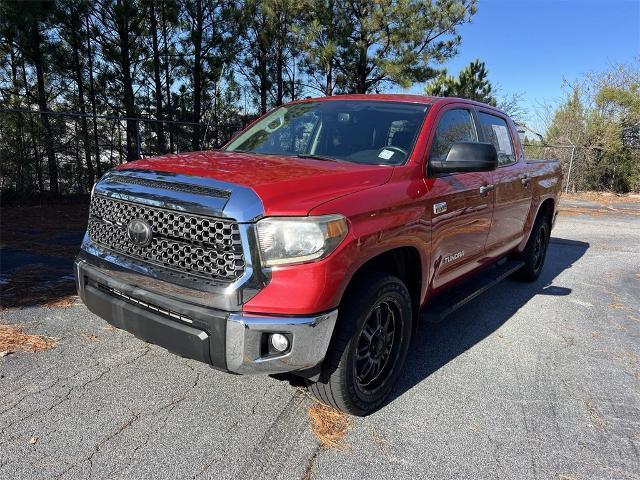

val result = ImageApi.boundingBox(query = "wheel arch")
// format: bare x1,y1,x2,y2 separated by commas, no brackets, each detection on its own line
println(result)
341,245,423,334
538,197,555,227
520,196,555,250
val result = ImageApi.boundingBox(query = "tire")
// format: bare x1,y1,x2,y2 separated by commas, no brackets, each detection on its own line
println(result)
307,272,412,416
515,213,550,281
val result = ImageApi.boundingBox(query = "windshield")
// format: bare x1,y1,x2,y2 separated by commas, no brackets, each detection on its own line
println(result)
225,100,429,166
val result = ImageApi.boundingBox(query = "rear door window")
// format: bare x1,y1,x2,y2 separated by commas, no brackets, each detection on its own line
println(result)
430,109,478,161
477,112,515,166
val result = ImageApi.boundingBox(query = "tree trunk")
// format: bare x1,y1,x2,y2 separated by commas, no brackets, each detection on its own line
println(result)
73,119,83,193
85,14,101,176
276,47,283,106
325,63,333,96
70,9,94,190
355,12,368,94
31,17,58,195
259,43,268,114
191,0,203,151
275,16,284,106
161,8,174,153
356,44,368,93
116,0,138,161
149,2,166,154
9,44,27,192
21,53,43,193
325,0,334,96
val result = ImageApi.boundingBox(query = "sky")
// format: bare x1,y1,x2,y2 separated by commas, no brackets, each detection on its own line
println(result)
395,0,640,130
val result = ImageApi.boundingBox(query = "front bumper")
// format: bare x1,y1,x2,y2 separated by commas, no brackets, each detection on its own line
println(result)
75,256,337,374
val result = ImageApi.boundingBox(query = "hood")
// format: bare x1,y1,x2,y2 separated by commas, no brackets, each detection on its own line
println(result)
117,151,393,216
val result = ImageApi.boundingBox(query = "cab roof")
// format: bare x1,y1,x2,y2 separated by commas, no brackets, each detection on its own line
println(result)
292,93,507,115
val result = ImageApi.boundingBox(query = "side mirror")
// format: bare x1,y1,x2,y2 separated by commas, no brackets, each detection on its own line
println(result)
430,142,498,174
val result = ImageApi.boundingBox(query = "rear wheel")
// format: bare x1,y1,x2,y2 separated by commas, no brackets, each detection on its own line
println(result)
515,214,550,281
307,273,412,416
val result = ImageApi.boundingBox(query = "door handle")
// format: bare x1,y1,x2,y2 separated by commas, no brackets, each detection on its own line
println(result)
521,177,531,187
479,184,495,195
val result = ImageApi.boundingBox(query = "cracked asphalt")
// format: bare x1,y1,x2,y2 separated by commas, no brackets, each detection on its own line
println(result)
1,204,639,479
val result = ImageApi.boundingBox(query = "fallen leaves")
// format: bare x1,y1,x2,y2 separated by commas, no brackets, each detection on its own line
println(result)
308,402,350,451
45,296,78,308
0,324,58,356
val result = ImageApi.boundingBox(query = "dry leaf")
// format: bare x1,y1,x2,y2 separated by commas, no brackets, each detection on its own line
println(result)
308,402,350,450
0,324,58,353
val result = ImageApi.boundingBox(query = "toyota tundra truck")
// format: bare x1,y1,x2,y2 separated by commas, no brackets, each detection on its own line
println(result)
75,95,561,415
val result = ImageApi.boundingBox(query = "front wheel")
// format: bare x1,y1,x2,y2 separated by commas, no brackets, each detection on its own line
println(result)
307,273,412,416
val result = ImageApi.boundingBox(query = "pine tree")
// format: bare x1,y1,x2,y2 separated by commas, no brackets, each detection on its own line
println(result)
180,0,238,149
1,0,59,194
425,59,497,105
319,0,477,94
94,0,147,162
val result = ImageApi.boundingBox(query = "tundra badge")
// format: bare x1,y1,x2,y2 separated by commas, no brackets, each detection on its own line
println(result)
433,202,447,215
443,251,465,264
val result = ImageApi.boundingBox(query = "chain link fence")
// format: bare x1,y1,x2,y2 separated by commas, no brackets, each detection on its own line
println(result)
0,109,251,196
523,142,640,193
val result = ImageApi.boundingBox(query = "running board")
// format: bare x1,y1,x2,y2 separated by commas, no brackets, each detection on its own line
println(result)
421,259,525,323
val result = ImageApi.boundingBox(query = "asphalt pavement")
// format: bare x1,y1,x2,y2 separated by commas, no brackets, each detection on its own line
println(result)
1,204,639,479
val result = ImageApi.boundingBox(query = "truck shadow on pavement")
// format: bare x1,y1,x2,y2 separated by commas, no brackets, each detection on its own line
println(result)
390,237,590,405
1,203,88,309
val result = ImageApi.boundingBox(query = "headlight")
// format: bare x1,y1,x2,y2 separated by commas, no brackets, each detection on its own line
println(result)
256,215,348,267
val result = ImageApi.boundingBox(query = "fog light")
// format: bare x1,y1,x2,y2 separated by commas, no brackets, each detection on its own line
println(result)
270,333,289,352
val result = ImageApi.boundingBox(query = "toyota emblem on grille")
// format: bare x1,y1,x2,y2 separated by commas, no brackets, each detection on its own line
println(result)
127,218,152,246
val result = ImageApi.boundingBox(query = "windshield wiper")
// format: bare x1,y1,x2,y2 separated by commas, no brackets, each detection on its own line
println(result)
231,150,285,156
296,153,343,163
232,150,344,162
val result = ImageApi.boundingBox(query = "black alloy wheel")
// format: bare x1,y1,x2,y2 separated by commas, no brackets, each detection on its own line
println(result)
307,273,413,416
354,300,401,392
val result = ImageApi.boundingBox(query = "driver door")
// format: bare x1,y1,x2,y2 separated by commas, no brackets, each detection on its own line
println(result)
426,106,495,290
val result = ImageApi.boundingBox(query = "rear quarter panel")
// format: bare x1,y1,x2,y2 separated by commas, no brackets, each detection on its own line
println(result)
517,159,562,251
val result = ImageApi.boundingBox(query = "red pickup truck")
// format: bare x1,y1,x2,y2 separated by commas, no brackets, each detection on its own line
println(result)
76,95,561,415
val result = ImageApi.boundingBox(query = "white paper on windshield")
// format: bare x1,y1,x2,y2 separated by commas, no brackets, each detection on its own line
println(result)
378,149,395,160
491,125,513,155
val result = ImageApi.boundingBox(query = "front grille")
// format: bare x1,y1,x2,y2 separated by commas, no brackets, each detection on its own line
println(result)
88,194,245,282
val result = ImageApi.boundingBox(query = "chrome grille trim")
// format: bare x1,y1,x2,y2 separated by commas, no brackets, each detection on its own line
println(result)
88,194,245,282
106,174,231,198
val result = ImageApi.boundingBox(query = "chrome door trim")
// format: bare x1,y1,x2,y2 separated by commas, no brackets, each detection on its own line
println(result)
479,184,495,194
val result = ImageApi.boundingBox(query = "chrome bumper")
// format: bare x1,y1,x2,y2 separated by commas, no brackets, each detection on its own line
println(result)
226,310,338,374
76,254,337,375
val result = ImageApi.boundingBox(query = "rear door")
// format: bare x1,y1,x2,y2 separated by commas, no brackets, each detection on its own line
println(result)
477,110,532,254
426,105,494,290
